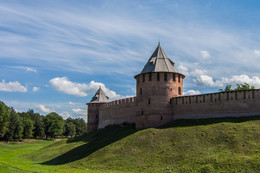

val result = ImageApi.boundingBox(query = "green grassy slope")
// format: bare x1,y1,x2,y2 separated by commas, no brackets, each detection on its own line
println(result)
25,116,260,173
0,139,107,173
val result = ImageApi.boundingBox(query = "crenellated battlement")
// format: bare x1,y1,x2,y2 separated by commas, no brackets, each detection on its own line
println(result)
171,89,259,105
100,97,136,109
171,89,260,121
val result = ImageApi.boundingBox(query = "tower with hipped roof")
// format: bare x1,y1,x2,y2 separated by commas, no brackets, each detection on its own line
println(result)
87,87,109,132
134,43,185,129
87,43,185,131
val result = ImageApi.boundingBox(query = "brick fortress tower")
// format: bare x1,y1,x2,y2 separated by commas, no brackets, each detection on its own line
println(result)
86,87,109,132
134,43,185,129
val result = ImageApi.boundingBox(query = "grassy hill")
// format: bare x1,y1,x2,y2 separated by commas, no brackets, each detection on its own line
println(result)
1,116,260,172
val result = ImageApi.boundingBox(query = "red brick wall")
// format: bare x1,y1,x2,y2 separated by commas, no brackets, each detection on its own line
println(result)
135,72,184,129
171,89,260,120
98,97,136,129
90,76,260,131
87,102,106,133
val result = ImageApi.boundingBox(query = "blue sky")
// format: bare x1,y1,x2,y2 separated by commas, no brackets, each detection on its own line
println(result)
1,0,260,120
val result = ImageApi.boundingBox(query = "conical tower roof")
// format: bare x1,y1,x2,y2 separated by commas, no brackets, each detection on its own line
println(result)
139,43,179,74
89,87,109,103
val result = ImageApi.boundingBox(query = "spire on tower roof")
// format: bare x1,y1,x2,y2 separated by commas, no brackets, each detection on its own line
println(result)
89,87,109,103
139,44,179,74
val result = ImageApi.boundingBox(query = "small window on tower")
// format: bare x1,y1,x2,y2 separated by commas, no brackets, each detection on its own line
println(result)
157,73,160,81
173,73,176,81
178,74,181,83
148,98,151,104
141,111,144,115
149,73,152,81
164,73,167,81
178,87,181,95
143,74,145,82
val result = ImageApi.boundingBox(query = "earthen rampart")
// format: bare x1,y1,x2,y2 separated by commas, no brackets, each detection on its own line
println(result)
98,97,136,129
171,89,260,120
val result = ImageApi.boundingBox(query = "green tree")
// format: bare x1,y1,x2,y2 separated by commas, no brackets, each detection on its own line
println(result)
73,118,87,136
219,85,232,92
234,83,255,91
6,109,23,141
33,115,45,138
0,101,10,136
219,83,255,92
65,117,74,124
44,112,65,138
64,122,76,137
22,117,34,141
27,109,45,138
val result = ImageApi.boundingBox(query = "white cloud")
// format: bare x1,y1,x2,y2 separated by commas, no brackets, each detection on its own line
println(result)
222,75,260,88
49,77,124,99
194,74,223,87
200,50,210,58
60,111,72,119
32,86,39,92
26,67,37,73
254,50,260,56
194,74,260,88
177,65,189,76
72,108,86,116
190,69,207,77
178,68,207,77
69,101,75,105
36,104,53,113
184,90,201,96
0,80,27,92
50,77,89,97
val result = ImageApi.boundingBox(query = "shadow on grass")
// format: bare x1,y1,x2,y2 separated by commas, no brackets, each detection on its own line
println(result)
41,124,137,165
159,115,260,129
41,116,259,165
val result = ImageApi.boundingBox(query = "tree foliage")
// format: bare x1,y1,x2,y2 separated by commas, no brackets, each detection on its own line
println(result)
44,112,65,138
22,117,34,141
0,101,10,135
73,118,87,136
6,109,23,140
27,109,45,138
235,83,255,91
64,122,76,137
0,101,87,141
65,117,87,136
219,83,255,92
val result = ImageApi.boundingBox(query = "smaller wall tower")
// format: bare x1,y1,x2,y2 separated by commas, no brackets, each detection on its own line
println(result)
87,88,109,133
135,43,185,129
